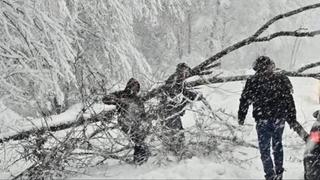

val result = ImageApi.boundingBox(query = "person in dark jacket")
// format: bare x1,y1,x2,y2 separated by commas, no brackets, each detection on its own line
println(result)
304,110,320,180
238,56,309,180
160,63,202,155
102,78,150,165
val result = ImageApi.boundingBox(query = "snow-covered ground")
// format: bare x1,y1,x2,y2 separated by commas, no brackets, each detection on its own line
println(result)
71,77,318,179
0,77,319,179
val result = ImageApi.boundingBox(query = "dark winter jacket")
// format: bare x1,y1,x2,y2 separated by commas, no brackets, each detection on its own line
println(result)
164,71,190,99
160,88,199,129
304,111,320,180
238,72,296,124
102,80,148,143
102,78,150,164
160,63,200,129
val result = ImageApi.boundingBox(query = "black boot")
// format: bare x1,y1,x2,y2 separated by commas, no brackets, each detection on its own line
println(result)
274,174,282,180
274,168,284,180
133,144,150,165
265,173,276,180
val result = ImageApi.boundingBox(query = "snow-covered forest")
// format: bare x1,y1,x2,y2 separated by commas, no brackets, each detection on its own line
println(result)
0,0,320,179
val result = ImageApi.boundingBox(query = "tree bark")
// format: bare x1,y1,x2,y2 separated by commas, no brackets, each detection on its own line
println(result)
0,109,116,143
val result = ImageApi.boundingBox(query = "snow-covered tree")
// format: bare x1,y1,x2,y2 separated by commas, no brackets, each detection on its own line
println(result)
0,0,77,116
0,0,191,116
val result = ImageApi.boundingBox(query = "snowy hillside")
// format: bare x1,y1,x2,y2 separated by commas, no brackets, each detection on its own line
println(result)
63,77,318,180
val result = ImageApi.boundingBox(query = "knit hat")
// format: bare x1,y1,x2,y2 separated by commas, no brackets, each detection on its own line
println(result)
253,56,275,72
176,63,191,72
124,78,140,93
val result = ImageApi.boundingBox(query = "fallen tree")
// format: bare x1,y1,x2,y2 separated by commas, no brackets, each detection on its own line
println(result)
143,2,320,101
1,2,320,143
1,64,319,143
0,109,117,143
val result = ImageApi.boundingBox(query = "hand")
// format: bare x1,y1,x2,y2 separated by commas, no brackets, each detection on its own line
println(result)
102,95,118,105
238,120,244,126
102,95,113,104
303,133,310,143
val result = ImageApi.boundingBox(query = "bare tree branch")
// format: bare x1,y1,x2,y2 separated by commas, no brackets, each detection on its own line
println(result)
2,3,320,144
252,3,320,38
192,3,320,74
254,30,320,42
0,110,116,143
144,3,320,101
3,65,318,144
187,75,250,87
281,71,320,79
187,70,320,88
297,61,320,73
0,0,24,15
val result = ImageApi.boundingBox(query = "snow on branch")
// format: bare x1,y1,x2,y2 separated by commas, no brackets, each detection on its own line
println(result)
187,72,320,88
297,61,320,73
2,3,320,144
2,63,318,144
0,106,116,143
187,65,320,88
253,30,320,42
144,2,320,101
192,2,320,74
187,75,250,87
252,3,320,38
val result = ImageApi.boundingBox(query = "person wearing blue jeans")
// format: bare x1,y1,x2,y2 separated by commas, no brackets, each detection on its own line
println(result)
238,56,308,180
256,119,285,178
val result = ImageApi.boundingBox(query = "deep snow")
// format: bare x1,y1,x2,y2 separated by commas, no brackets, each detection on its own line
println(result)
0,77,319,179
72,77,319,179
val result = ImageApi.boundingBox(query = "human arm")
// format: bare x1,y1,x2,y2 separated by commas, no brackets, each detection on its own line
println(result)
102,94,118,105
288,120,309,142
238,79,253,125
102,91,127,107
282,76,309,142
285,95,309,142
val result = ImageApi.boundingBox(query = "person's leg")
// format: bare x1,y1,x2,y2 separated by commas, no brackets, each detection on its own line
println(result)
133,144,142,164
303,156,310,180
271,119,285,178
304,154,320,180
172,130,185,156
131,131,149,165
164,116,185,154
256,120,275,179
133,142,149,165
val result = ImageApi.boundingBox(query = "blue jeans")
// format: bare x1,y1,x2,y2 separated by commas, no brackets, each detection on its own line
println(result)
256,119,285,178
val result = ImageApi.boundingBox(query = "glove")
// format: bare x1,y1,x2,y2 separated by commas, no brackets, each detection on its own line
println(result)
303,133,310,143
238,119,244,126
289,120,309,143
102,95,114,104
238,113,245,126
102,94,120,105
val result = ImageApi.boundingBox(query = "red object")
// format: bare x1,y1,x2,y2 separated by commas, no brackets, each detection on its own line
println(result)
310,131,320,144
